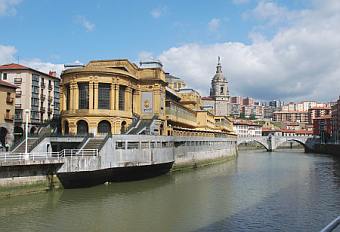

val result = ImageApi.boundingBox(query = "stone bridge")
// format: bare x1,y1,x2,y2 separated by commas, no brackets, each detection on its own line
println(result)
237,135,316,152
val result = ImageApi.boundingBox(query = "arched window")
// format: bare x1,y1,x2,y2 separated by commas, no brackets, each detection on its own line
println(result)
77,120,88,135
120,121,127,134
64,121,69,134
98,120,111,134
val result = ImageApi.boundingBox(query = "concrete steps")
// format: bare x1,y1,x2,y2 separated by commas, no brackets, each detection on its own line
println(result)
12,138,39,153
82,138,105,150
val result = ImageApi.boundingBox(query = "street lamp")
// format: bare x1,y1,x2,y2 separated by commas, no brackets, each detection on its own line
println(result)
24,109,30,159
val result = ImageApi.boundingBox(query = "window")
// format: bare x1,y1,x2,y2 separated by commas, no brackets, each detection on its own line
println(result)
119,85,126,111
98,83,110,109
220,86,224,95
78,82,89,109
3,73,7,80
97,120,111,134
65,84,70,110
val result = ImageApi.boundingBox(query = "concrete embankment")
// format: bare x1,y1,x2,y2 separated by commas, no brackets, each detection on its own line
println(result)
172,142,238,171
308,144,340,156
0,160,63,198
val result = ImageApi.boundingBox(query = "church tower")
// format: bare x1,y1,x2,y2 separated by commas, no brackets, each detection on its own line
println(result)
210,57,229,101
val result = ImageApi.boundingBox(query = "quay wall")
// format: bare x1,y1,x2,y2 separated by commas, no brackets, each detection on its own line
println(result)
0,160,63,198
1,135,238,194
58,135,238,173
308,144,340,156
172,138,238,170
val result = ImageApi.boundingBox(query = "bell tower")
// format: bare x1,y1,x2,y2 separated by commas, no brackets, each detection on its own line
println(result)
210,57,229,101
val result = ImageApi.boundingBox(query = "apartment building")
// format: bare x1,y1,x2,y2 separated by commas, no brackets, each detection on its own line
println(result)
233,120,262,137
0,64,60,140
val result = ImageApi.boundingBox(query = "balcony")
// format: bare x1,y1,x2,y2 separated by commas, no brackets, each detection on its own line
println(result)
6,96,14,104
41,83,45,89
48,108,52,114
4,113,13,121
48,85,53,91
48,96,53,102
165,100,197,127
40,94,46,101
40,107,46,113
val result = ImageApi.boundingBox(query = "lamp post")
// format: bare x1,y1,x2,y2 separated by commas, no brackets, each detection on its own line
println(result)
24,109,30,159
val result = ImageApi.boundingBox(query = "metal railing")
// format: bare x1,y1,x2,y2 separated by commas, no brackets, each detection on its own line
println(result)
0,149,98,162
58,149,98,157
320,216,340,232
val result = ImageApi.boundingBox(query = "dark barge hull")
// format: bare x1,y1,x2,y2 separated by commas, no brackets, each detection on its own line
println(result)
57,162,174,189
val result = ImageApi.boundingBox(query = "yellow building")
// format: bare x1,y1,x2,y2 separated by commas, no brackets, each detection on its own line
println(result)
61,59,235,137
0,80,17,147
61,60,167,135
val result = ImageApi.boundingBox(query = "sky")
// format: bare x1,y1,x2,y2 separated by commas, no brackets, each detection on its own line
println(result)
0,0,339,102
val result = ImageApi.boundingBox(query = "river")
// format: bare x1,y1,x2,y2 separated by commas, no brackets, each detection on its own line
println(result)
0,149,339,232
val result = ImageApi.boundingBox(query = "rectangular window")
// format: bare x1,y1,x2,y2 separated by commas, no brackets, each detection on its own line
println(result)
3,73,7,80
98,83,111,109
66,84,70,110
119,85,126,111
78,82,89,109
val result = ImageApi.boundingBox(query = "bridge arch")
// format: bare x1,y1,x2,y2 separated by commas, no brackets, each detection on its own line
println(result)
276,139,307,149
237,138,269,151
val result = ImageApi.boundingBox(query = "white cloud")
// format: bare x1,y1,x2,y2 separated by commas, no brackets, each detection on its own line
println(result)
0,44,64,76
150,6,166,19
208,18,220,31
158,1,340,102
22,59,64,76
138,51,154,61
0,44,16,63
75,15,95,32
0,0,21,16
243,0,302,27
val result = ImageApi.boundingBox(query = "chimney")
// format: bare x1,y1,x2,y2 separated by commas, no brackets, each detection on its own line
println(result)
49,71,57,77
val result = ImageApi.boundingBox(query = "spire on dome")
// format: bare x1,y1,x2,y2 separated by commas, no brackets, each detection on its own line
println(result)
216,56,222,74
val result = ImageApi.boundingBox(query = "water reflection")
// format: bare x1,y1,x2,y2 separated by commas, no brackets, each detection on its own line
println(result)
0,150,339,232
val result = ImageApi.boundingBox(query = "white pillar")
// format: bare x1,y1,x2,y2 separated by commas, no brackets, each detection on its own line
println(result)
24,109,30,159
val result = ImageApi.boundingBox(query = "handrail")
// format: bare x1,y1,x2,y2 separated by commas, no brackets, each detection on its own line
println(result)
98,133,111,152
10,136,26,152
320,216,340,232
77,134,92,149
0,149,98,162
28,132,51,153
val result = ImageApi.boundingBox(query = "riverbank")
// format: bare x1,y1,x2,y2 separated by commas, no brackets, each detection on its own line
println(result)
308,144,340,156
0,175,62,199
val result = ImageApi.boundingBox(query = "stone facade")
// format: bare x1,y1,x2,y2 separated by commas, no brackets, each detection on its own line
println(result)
61,60,167,135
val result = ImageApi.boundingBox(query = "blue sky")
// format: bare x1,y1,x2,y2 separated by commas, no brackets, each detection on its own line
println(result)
0,0,339,102
0,0,309,63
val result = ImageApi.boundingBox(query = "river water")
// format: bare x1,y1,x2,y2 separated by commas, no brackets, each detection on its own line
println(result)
0,149,339,232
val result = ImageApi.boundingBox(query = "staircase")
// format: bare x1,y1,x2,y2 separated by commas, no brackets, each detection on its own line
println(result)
126,116,159,135
82,137,106,150
11,138,39,153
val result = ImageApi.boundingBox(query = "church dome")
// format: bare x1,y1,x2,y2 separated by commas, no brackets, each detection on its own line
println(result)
212,57,226,82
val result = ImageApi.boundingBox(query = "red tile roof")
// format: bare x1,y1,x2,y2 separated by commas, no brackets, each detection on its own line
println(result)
0,63,59,79
0,63,30,70
0,79,17,89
